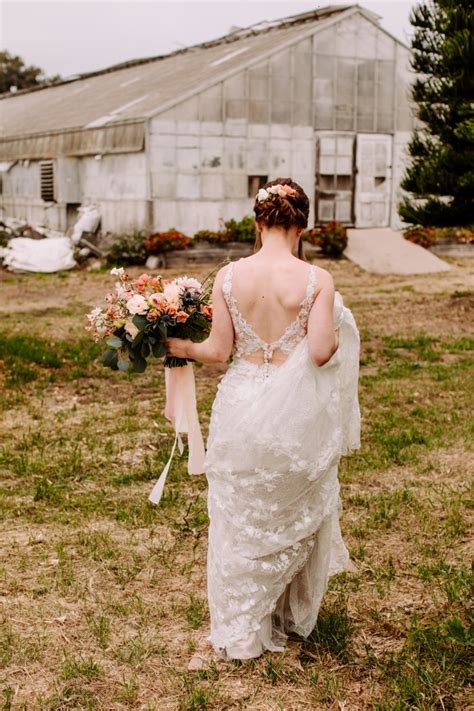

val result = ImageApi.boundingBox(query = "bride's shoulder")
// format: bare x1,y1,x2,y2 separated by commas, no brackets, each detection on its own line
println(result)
215,262,233,280
210,264,232,297
313,264,335,291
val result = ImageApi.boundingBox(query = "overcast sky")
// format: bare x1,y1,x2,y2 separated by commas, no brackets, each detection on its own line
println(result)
2,0,418,79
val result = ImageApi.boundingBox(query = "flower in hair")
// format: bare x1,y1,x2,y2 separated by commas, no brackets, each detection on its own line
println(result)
256,183,297,201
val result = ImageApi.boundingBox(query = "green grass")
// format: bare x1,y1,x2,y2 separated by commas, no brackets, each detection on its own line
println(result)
300,593,354,663
375,611,473,709
0,332,102,389
0,262,472,709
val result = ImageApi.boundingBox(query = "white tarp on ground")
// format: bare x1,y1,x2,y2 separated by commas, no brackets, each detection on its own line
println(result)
345,228,450,274
0,205,101,272
71,205,101,244
2,237,77,272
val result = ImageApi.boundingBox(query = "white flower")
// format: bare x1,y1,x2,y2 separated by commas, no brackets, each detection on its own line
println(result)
86,306,102,320
163,282,182,301
175,276,202,292
114,282,127,299
257,188,270,201
126,294,148,315
110,267,125,276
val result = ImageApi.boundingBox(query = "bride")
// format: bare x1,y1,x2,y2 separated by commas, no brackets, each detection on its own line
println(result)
166,177,360,662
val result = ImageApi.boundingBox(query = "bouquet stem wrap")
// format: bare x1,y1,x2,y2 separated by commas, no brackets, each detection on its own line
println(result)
148,364,205,505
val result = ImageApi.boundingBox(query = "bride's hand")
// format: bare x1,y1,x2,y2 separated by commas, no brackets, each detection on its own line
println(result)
166,337,191,359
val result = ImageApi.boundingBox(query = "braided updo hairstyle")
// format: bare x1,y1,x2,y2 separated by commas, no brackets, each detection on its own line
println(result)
253,177,310,260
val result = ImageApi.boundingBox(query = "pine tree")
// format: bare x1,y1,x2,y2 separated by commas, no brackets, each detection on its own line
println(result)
398,0,474,226
0,51,44,93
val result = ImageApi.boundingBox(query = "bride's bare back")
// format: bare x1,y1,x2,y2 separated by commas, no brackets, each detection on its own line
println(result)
225,255,320,366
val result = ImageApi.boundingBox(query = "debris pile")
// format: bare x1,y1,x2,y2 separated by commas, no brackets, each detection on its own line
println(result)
0,206,102,273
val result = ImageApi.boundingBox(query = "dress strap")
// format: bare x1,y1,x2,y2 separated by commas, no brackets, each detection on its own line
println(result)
295,265,318,322
305,265,318,305
222,261,234,299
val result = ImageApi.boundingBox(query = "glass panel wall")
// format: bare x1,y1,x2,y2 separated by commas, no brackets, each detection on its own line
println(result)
199,84,223,122
217,15,409,132
313,16,398,133
248,61,270,124
222,40,314,127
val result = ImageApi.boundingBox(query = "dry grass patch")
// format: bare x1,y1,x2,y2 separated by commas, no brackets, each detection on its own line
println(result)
1,258,473,709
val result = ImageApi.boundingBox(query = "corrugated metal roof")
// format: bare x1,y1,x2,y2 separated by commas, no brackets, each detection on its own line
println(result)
0,122,145,160
0,5,358,141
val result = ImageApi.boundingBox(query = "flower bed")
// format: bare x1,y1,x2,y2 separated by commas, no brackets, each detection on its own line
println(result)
403,226,474,248
144,229,190,253
99,217,349,268
302,221,348,258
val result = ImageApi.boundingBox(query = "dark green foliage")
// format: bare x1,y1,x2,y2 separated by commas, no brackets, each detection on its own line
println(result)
0,50,53,92
398,1,474,226
221,215,257,243
192,229,232,244
106,230,148,266
303,222,348,258
102,302,211,373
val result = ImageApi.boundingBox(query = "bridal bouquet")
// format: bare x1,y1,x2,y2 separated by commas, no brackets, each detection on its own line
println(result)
85,267,212,372
85,267,213,504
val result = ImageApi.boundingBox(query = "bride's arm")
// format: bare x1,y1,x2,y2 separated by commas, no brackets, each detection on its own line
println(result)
166,266,234,364
307,269,339,367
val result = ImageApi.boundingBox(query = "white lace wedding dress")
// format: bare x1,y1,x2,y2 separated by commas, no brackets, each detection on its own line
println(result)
203,261,360,660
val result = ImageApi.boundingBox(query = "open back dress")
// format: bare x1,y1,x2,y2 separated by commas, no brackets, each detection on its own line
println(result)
203,260,360,660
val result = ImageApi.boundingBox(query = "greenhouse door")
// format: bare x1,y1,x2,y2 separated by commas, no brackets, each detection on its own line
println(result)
315,134,355,224
354,134,392,227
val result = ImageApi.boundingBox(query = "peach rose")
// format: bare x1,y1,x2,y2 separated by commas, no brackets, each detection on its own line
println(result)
279,184,296,197
176,311,189,323
146,309,160,321
149,293,166,310
200,304,213,320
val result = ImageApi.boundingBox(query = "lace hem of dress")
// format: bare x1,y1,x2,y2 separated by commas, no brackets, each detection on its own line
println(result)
207,501,350,659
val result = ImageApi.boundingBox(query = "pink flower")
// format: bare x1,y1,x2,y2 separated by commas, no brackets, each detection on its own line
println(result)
134,273,151,287
163,282,182,300
126,294,148,315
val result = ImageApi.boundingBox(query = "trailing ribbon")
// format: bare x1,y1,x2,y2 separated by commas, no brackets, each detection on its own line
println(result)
148,364,205,505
